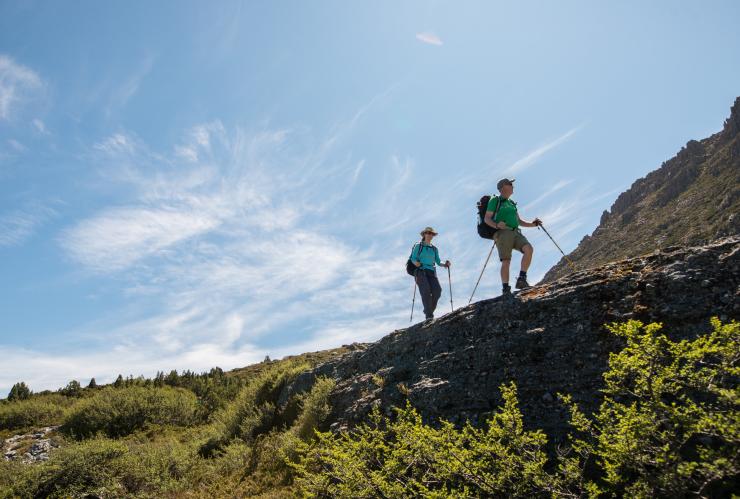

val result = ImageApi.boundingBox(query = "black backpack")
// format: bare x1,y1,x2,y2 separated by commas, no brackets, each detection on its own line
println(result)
476,195,505,239
406,243,439,276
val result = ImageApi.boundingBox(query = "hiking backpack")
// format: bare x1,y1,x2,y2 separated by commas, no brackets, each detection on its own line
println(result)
477,195,503,239
406,243,439,276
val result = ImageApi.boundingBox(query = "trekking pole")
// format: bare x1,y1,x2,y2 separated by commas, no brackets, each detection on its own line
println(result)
446,265,454,313
468,240,496,305
410,270,418,323
538,224,578,273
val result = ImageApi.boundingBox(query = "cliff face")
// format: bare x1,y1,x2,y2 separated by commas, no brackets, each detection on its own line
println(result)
543,97,740,283
283,237,739,446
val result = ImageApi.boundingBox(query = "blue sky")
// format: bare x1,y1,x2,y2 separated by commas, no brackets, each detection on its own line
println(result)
1,1,739,395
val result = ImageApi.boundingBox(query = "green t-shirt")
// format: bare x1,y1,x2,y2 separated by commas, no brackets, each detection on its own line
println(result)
486,195,519,229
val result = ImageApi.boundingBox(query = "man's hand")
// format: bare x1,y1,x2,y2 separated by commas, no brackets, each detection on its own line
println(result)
496,221,508,230
414,261,421,268
533,218,543,227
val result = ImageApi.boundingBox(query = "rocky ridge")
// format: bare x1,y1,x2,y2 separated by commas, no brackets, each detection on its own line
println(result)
283,236,740,446
543,97,740,282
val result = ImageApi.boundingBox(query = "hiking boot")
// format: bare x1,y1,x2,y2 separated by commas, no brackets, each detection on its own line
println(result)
424,315,434,322
501,284,512,296
515,276,530,289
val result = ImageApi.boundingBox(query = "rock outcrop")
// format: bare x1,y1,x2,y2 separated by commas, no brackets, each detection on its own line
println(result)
284,237,740,447
2,426,59,463
543,97,740,283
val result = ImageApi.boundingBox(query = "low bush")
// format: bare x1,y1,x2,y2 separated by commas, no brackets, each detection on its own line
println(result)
0,394,74,431
292,319,740,498
61,385,199,439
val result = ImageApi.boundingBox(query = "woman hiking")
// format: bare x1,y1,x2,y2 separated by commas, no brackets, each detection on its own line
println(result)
410,227,451,321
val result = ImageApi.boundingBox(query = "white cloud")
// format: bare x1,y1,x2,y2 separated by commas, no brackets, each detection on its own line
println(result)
416,32,444,46
506,126,581,174
0,341,267,396
0,204,56,247
7,138,25,152
0,55,42,120
107,54,155,113
32,118,48,134
60,206,221,271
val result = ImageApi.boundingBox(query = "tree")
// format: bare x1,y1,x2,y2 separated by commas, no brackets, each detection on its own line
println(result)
60,380,82,397
7,381,32,401
87,378,97,389
113,374,124,388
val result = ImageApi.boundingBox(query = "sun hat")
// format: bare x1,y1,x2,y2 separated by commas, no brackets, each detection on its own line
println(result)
420,226,438,236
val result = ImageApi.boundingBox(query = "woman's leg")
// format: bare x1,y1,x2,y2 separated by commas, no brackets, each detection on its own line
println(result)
415,270,434,318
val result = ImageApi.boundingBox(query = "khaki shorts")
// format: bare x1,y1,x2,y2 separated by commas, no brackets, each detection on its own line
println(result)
494,229,531,261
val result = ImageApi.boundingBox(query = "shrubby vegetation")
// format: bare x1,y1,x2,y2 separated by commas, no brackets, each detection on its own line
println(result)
1,320,736,498
0,358,336,498
61,386,199,439
293,319,739,498
0,394,74,431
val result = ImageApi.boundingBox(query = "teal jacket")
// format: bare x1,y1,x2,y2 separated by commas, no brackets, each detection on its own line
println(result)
410,243,441,272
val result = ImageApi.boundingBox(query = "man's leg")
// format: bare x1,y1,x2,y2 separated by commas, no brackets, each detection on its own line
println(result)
495,230,514,294
521,244,533,272
500,259,511,285
515,234,534,289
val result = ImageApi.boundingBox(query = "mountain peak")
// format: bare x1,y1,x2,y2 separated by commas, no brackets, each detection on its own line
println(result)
542,97,740,282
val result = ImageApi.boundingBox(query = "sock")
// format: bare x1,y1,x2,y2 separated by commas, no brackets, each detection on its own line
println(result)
502,283,511,290
519,271,527,279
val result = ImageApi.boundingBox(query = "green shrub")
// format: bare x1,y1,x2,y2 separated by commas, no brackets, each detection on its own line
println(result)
4,436,200,498
201,360,310,455
0,394,73,431
61,385,198,439
9,438,129,498
292,382,551,498
560,318,740,498
292,319,739,498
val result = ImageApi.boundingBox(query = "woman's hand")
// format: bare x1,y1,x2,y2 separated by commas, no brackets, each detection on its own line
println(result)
444,260,451,268
414,261,421,267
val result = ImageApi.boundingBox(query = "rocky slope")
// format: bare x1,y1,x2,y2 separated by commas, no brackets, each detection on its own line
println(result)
543,97,740,283
283,236,739,447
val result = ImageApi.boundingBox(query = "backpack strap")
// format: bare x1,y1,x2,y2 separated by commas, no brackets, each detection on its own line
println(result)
492,195,503,222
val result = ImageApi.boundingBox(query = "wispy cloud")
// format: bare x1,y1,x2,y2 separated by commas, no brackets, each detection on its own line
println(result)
0,55,42,120
106,54,156,114
0,204,56,247
416,32,444,46
32,118,48,134
505,126,581,174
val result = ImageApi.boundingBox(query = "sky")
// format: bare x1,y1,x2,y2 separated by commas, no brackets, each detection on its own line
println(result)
1,1,739,396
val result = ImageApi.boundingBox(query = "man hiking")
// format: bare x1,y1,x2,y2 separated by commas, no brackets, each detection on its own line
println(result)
410,227,451,321
483,178,542,295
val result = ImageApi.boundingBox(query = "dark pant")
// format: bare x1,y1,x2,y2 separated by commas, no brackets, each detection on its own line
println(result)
416,269,442,319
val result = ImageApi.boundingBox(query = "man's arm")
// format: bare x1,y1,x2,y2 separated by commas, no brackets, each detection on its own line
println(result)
484,211,508,229
517,215,542,228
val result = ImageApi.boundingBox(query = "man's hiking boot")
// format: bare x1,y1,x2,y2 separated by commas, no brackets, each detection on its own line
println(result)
502,284,512,296
515,276,530,290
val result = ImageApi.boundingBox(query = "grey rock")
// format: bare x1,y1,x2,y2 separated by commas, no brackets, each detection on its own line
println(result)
285,237,740,448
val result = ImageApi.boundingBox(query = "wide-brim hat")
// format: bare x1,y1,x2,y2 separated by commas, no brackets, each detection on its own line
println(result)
420,226,438,236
